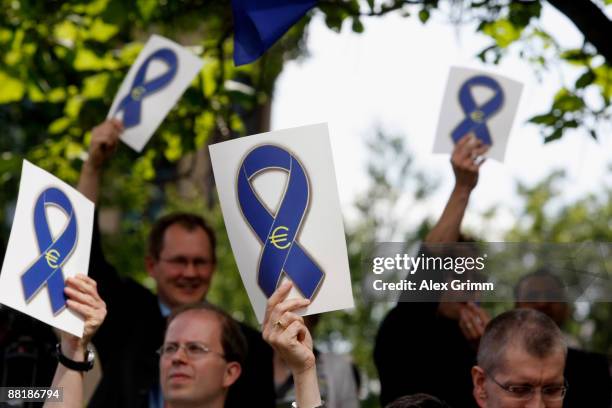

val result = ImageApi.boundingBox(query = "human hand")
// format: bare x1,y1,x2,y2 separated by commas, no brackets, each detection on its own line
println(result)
61,275,106,357
451,133,489,192
262,282,314,376
458,302,490,345
86,119,123,170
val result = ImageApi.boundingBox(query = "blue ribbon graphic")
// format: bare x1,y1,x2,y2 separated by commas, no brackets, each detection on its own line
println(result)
451,75,505,145
21,187,77,315
112,48,178,128
237,145,324,299
232,0,317,66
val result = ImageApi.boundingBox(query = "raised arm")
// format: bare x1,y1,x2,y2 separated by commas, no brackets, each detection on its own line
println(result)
425,133,488,243
263,282,322,408
77,119,123,203
44,275,106,408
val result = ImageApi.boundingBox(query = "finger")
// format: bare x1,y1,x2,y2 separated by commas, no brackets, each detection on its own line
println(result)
66,280,103,306
109,119,124,132
64,286,99,308
269,298,310,326
473,145,489,156
279,320,307,346
264,282,293,324
275,311,304,329
455,133,472,149
66,275,99,298
66,299,95,318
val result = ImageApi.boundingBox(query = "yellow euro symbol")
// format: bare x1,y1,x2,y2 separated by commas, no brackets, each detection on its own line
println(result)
45,249,60,269
470,110,484,123
131,86,146,101
269,226,291,250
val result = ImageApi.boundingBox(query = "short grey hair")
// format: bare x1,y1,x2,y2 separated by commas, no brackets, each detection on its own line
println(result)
477,309,567,376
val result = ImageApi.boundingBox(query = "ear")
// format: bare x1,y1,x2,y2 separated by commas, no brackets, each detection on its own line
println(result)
471,365,487,407
145,255,157,278
223,362,242,388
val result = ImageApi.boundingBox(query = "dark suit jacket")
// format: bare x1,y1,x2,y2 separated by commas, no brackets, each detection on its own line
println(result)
374,301,478,408
563,347,611,408
87,219,276,408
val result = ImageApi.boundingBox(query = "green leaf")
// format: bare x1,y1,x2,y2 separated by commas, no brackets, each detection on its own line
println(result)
53,20,78,46
194,111,215,148
575,70,595,89
418,9,430,24
74,48,105,70
201,58,219,98
552,91,585,112
528,113,556,126
137,0,157,21
544,128,563,143
64,96,83,118
351,18,364,33
481,19,522,48
560,48,592,66
162,131,182,162
0,71,25,103
48,117,72,134
593,64,612,99
324,14,344,33
82,73,111,99
88,18,119,42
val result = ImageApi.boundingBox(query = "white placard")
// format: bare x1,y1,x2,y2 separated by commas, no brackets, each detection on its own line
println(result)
210,124,355,322
0,160,94,337
433,66,524,162
107,34,204,152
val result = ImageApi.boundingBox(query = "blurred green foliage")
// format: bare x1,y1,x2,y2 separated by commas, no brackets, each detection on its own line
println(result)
0,0,310,271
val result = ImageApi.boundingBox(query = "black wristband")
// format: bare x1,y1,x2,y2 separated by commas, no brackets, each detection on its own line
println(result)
56,343,95,372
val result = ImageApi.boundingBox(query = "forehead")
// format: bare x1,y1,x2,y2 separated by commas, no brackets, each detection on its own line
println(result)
161,223,212,254
165,310,223,344
497,343,565,383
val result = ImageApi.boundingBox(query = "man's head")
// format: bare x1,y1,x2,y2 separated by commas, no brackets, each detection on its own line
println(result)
159,303,246,408
472,309,567,408
146,213,216,309
514,268,569,327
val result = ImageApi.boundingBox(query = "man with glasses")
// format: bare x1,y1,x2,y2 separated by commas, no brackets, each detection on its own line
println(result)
513,269,611,407
49,281,322,408
471,309,568,408
78,120,275,407
157,303,246,408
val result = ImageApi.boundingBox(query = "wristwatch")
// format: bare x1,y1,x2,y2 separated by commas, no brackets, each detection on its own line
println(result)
56,343,95,372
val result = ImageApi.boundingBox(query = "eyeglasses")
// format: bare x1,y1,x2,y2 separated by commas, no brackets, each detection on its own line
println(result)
487,373,568,401
157,342,225,360
159,256,212,270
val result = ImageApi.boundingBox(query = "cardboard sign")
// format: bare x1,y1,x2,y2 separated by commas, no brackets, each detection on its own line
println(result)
108,34,203,152
433,66,524,161
210,124,354,322
0,161,94,337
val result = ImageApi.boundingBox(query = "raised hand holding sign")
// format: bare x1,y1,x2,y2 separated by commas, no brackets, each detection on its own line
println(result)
434,66,523,162
209,124,354,322
0,161,94,337
107,35,203,152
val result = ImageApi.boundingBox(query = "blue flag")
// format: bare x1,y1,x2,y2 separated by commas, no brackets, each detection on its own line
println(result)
232,0,317,66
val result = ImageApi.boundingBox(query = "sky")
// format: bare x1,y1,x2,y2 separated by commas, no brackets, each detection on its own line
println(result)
270,3,612,239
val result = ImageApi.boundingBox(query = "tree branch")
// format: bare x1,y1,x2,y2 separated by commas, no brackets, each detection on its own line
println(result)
546,0,612,63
